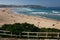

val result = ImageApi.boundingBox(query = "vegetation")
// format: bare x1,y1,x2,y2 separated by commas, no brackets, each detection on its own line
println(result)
0,23,60,38
0,23,40,34
0,23,60,34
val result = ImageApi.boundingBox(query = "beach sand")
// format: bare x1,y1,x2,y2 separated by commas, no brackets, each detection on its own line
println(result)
0,8,60,29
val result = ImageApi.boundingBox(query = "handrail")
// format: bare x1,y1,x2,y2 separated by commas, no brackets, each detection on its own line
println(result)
0,30,60,39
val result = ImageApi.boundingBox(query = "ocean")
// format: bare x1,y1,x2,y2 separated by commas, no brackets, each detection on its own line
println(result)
12,7,60,21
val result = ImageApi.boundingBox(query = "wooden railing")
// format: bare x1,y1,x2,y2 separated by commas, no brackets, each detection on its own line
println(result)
0,30,60,39
22,32,60,39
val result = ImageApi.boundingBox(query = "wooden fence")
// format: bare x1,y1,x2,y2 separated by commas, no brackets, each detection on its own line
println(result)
0,30,60,39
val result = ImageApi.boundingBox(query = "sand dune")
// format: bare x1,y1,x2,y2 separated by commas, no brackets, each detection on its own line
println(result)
0,8,60,29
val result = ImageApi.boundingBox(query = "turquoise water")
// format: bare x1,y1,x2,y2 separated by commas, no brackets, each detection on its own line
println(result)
12,7,60,20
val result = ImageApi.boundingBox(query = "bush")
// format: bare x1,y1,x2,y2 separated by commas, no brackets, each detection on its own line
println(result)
1,23,60,34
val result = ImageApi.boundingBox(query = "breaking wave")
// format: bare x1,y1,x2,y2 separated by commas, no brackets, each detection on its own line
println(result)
12,7,60,20
52,10,60,14
30,11,60,16
31,12,48,14
12,8,60,16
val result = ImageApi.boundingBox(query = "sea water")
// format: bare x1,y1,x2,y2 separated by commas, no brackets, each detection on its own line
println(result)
12,7,60,21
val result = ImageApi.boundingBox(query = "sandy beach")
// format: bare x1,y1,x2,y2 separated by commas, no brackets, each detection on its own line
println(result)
0,8,60,29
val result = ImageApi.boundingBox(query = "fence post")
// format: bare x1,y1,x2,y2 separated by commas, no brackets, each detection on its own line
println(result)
46,32,48,38
28,32,29,40
37,32,39,40
11,32,12,37
57,33,59,40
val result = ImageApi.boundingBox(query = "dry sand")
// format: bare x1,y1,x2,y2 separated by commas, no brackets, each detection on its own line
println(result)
0,8,60,29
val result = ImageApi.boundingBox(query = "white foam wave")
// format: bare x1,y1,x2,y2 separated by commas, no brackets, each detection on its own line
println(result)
12,8,60,16
30,12,60,16
31,12,48,14
51,14,60,16
52,11,60,13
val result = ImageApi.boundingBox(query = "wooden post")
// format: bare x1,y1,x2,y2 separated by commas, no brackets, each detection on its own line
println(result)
57,33,59,40
11,32,12,37
37,32,39,40
19,33,20,38
28,32,29,40
37,32,38,38
46,32,48,38
57,33,59,38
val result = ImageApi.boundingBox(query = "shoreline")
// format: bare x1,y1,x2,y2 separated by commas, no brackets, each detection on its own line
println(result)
14,13,60,22
0,8,60,29
11,8,60,22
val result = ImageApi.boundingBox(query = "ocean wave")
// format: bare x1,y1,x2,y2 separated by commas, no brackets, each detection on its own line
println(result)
51,14,60,16
30,11,60,16
12,8,60,16
52,10,60,14
31,12,48,14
